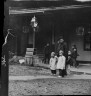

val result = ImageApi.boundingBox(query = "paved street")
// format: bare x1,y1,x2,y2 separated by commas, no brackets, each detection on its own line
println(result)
9,63,91,95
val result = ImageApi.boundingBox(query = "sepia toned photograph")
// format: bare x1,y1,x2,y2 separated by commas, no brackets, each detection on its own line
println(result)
2,0,91,96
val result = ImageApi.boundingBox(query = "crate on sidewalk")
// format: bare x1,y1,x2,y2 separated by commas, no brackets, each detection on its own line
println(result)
25,48,34,65
25,55,33,65
33,55,39,65
25,48,38,65
26,48,34,52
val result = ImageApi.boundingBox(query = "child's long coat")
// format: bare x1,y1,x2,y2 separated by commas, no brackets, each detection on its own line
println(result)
56,56,66,70
49,57,57,70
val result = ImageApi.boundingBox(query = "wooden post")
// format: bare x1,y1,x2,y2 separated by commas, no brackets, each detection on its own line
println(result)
52,24,55,44
1,1,9,96
33,29,35,48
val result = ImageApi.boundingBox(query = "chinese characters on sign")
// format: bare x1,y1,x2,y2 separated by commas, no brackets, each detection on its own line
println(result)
2,55,6,67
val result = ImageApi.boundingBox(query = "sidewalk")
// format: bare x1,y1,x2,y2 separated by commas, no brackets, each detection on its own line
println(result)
70,64,91,75
9,74,91,81
9,63,91,81
34,63,91,75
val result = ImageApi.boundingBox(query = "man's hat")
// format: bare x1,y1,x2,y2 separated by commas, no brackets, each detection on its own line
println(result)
58,36,64,41
59,36,63,39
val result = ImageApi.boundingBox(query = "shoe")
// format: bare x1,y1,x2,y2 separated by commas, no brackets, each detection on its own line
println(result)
53,74,56,76
58,76,62,77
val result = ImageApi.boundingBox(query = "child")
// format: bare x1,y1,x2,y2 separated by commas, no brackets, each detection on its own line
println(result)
49,52,57,75
71,45,79,68
66,51,73,74
67,51,73,67
56,50,66,77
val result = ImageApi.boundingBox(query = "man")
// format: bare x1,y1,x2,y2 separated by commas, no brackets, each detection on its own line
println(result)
55,36,68,57
55,36,68,75
44,43,51,64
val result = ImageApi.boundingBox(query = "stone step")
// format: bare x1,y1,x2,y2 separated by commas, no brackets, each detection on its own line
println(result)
26,52,33,56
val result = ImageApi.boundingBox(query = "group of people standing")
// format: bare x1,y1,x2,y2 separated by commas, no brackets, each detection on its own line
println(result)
44,36,79,77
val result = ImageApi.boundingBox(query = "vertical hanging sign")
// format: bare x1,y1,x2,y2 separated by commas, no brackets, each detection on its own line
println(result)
1,41,9,96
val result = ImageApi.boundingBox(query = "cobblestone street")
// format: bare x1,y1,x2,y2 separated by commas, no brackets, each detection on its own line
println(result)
9,78,91,96
9,64,91,95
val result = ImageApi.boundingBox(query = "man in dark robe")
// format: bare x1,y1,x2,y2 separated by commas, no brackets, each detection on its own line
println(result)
55,36,68,75
44,43,51,64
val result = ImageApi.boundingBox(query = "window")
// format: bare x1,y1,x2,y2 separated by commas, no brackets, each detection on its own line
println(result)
84,32,91,51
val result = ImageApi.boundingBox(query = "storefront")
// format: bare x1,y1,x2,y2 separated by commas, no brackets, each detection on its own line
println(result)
8,0,91,62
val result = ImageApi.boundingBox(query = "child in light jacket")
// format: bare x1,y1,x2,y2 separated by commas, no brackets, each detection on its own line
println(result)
56,50,66,77
49,52,57,75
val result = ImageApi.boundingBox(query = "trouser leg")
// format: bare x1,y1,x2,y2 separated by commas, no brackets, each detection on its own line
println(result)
59,69,62,76
70,58,73,66
62,69,65,77
51,70,56,74
53,70,56,74
72,58,76,67
51,70,54,74
75,59,77,67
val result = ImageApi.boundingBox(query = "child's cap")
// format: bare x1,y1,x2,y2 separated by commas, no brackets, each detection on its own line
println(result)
51,52,55,56
68,51,71,55
59,50,63,54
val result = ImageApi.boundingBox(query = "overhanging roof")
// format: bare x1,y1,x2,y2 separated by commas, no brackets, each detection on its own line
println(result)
9,5,91,15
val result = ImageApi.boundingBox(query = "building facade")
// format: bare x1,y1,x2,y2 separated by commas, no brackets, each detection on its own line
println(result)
7,0,91,62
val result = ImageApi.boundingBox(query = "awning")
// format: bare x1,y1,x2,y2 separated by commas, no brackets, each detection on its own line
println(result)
9,5,91,14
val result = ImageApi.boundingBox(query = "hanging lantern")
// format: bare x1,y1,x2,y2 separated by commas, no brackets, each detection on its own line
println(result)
30,16,39,32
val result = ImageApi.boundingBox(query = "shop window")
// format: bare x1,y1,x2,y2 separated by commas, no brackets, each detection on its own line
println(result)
23,26,29,33
84,33,91,51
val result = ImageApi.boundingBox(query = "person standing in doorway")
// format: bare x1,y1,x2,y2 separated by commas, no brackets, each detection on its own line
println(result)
44,43,51,64
55,36,68,75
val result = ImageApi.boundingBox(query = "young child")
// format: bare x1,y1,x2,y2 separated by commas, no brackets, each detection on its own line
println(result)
67,51,73,67
49,52,57,75
56,50,66,77
66,51,73,74
71,45,79,68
